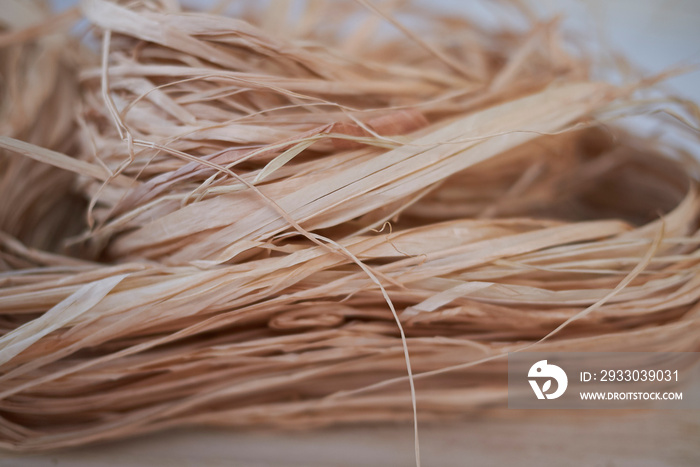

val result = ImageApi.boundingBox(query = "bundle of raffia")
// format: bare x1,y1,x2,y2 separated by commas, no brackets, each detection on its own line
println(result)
0,0,699,454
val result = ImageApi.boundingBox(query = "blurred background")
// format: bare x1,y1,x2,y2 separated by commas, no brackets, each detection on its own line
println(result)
49,0,700,100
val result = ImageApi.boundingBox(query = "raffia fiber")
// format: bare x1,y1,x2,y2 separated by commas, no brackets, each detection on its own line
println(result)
0,0,699,453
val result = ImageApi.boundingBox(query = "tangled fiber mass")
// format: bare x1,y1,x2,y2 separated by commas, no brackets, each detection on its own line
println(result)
0,0,699,452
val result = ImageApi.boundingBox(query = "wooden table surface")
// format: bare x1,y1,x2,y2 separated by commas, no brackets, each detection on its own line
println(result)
2,410,698,466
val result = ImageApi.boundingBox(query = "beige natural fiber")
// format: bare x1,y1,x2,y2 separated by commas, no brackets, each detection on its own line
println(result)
1,0,700,456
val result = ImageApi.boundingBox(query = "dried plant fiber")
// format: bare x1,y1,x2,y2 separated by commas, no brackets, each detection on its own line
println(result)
0,0,699,456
